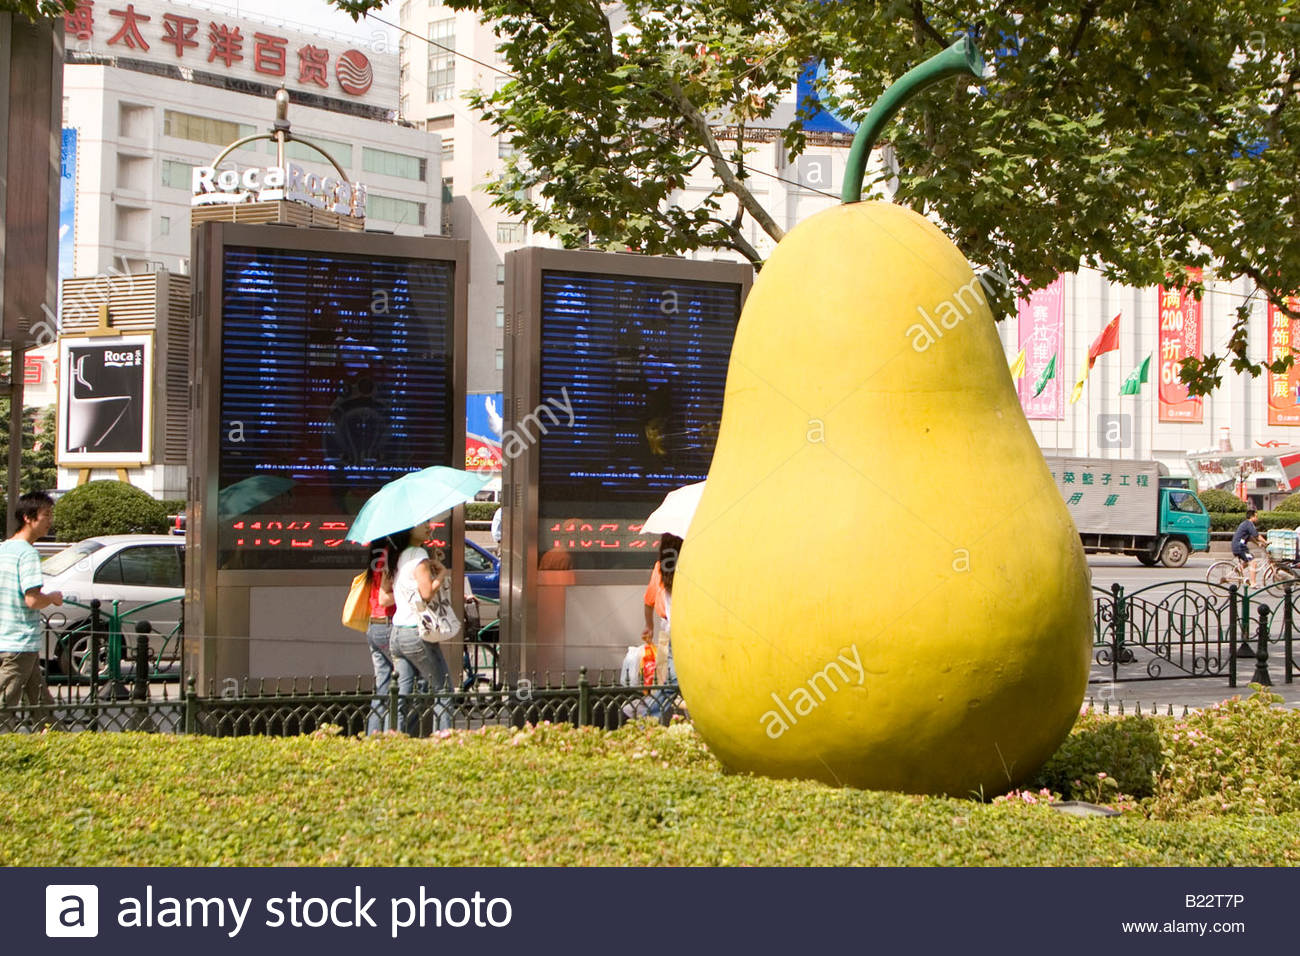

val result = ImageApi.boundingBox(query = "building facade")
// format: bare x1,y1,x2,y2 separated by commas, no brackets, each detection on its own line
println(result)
53,0,445,496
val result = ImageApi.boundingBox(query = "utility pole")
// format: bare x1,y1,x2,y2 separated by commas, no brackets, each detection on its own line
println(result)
0,14,63,532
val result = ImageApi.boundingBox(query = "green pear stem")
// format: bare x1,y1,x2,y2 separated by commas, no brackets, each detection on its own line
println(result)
840,37,985,204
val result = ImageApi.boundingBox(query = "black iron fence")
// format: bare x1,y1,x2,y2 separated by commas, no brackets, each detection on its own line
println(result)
0,668,684,737
1093,581,1298,685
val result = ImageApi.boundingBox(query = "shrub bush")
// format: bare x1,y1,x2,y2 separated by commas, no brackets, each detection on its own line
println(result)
1275,492,1300,512
1148,688,1300,818
1031,713,1163,800
159,498,187,515
1198,488,1248,513
51,480,168,541
1210,511,1300,532
465,502,501,522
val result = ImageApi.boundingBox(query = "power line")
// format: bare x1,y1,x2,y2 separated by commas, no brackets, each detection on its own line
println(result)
365,10,846,200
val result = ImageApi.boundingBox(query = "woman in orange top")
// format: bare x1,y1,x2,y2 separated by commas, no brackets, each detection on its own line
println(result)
365,537,398,734
642,533,682,689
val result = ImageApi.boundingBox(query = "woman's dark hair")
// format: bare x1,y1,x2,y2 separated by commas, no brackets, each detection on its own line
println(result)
374,532,408,583
658,533,683,594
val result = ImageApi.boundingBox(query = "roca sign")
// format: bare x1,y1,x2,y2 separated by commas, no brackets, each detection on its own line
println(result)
192,162,368,219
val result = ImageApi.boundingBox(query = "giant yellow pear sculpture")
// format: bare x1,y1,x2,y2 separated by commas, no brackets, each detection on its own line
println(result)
672,39,1092,796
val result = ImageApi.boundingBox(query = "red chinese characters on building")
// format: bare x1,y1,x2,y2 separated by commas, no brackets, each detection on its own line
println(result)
1267,298,1300,426
253,33,288,77
160,13,199,58
298,45,330,87
107,4,150,51
64,1,95,42
208,23,244,67
1156,267,1204,424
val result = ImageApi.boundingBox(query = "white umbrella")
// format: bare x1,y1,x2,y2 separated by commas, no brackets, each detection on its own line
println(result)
642,481,706,538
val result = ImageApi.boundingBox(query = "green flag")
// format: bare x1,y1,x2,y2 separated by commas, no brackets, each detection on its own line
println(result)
1120,354,1152,395
1032,353,1057,398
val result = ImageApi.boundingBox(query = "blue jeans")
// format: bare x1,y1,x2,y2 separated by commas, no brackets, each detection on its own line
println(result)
366,620,393,735
649,640,678,717
390,625,453,733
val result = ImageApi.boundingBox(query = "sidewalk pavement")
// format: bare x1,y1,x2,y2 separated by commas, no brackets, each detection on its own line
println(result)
1084,672,1300,716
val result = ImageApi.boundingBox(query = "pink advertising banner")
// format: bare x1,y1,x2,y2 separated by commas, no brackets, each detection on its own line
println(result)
1017,277,1065,420
1157,268,1204,423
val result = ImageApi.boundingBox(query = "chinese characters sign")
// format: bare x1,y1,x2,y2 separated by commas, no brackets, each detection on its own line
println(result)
1048,458,1156,535
1267,297,1300,426
1157,268,1204,423
65,1,378,99
1016,276,1064,420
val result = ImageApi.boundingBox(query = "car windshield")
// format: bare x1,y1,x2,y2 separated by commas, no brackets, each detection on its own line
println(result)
42,540,105,576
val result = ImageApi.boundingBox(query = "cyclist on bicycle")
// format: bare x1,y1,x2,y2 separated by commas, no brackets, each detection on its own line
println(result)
1232,509,1266,587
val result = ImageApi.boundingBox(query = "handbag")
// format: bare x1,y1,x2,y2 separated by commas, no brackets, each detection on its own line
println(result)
417,578,462,643
342,570,372,633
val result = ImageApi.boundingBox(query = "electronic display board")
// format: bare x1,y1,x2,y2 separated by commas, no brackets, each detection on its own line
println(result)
57,333,153,465
217,246,455,570
536,269,744,569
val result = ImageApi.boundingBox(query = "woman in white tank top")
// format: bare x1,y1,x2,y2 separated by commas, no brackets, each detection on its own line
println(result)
385,520,454,732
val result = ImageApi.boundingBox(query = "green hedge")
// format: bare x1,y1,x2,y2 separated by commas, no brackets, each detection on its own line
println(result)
1,689,1298,866
465,502,501,522
1276,492,1300,512
1197,488,1248,513
1210,511,1300,532
51,480,168,541
159,498,187,516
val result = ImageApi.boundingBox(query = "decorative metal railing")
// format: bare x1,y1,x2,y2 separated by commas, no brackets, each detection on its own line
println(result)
1092,581,1297,685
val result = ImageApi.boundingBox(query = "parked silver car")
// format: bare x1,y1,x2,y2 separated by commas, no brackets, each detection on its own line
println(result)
39,535,184,678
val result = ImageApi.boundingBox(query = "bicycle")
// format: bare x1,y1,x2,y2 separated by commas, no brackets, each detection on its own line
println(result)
1206,554,1255,588
459,598,503,694
1259,554,1300,587
1207,552,1300,588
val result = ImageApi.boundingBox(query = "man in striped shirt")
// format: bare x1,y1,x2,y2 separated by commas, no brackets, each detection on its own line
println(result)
0,492,63,714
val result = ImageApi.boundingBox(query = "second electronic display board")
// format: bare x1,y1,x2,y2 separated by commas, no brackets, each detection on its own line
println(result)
522,254,752,570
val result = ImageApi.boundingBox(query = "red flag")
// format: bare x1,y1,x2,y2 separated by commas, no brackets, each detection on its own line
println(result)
1087,313,1122,365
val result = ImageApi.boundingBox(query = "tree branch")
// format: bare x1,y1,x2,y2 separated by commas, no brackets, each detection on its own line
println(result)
911,1,950,49
1240,262,1300,320
666,79,786,244
706,217,763,266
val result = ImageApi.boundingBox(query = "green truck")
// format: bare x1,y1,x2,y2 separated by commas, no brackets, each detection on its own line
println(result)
1044,457,1211,568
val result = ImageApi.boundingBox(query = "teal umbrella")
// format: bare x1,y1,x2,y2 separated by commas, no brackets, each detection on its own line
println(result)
346,466,491,544
218,474,296,520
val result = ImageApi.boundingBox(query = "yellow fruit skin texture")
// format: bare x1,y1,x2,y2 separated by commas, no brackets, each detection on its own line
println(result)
672,201,1092,796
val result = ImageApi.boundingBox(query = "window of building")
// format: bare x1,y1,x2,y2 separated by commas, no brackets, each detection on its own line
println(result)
115,205,149,243
495,348,504,371
363,147,427,182
367,194,427,227
266,137,353,169
427,19,456,103
399,94,409,118
441,136,454,163
160,216,171,236
163,110,253,147
495,306,505,328
498,137,513,159
118,102,151,139
496,221,525,244
497,264,505,285
161,159,194,190
117,154,150,191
